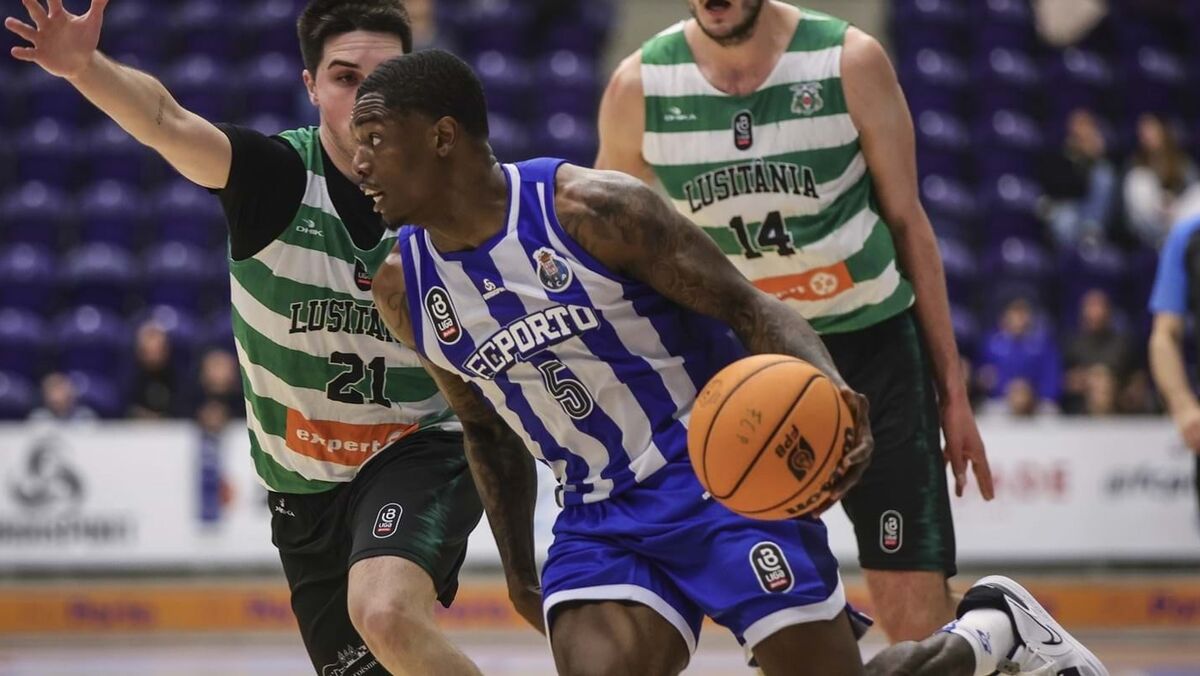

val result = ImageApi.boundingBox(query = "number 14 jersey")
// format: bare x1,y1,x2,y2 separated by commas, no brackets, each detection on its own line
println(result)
641,11,914,334
396,159,746,505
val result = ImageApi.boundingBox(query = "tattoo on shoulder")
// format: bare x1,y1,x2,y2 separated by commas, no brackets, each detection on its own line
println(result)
556,174,679,268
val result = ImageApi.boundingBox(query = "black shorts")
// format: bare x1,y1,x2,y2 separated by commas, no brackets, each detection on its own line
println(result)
822,309,957,576
269,429,483,675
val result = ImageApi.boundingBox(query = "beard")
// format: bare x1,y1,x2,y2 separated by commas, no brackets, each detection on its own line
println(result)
690,0,766,47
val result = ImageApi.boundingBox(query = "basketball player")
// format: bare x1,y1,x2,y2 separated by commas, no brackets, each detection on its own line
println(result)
5,2,485,674
354,49,1106,676
594,0,992,642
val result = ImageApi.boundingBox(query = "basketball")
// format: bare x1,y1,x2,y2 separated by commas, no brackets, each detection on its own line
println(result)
688,354,854,520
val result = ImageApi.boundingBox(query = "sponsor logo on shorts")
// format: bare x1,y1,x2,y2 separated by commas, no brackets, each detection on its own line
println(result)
425,286,462,345
749,541,794,593
373,502,403,539
880,510,903,553
322,643,377,676
733,110,754,150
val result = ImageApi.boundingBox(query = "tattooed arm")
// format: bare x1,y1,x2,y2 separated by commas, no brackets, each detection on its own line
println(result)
554,166,873,497
373,254,545,633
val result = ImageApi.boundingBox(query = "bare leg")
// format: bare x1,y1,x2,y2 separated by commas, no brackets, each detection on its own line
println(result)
863,569,957,642
550,600,690,676
347,556,481,676
865,633,976,676
751,612,865,676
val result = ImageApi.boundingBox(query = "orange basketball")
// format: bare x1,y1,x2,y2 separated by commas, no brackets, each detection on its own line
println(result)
688,354,854,520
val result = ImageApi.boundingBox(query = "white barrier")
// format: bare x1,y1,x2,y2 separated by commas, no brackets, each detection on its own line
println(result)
0,418,1196,570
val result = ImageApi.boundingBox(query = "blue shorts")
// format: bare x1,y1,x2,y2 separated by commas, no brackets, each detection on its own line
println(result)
541,461,869,655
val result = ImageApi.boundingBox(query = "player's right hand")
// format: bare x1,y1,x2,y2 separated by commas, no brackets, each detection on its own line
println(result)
812,388,873,516
5,0,109,79
1176,405,1200,453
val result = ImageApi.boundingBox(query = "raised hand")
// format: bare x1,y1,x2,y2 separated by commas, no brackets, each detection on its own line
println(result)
5,0,109,79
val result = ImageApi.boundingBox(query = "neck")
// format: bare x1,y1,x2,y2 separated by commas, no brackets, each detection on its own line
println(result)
423,157,509,253
318,124,357,182
689,1,796,72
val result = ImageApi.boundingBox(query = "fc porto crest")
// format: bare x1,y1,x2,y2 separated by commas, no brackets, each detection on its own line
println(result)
790,82,824,116
733,110,754,150
533,247,573,292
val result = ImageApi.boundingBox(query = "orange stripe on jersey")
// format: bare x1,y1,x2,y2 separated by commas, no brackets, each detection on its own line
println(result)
753,262,854,303
284,408,419,466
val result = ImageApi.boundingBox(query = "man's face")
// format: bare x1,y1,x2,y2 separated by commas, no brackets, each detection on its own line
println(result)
686,0,765,46
351,95,439,227
304,31,406,163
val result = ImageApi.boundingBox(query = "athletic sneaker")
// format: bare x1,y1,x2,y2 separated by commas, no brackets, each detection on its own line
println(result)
958,575,1109,676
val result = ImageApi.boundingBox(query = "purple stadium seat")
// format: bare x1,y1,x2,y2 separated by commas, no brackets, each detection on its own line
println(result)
0,245,58,316
938,237,979,306
84,121,150,186
14,118,79,189
0,310,49,381
983,237,1055,315
171,0,236,60
164,55,227,121
76,180,144,249
532,113,598,168
977,109,1042,179
1059,241,1129,312
915,110,970,178
64,244,139,312
475,51,532,118
890,0,968,59
1,182,71,249
238,53,302,119
21,67,84,125
142,243,217,313
203,311,236,354
900,49,970,115
100,0,162,64
241,0,303,57
950,304,981,360
970,0,1036,51
980,174,1043,243
0,372,36,421
975,47,1041,113
456,0,534,56
53,305,131,380
488,114,531,163
151,180,225,247
534,50,601,117
541,4,615,57
920,174,978,223
239,114,288,137
1124,46,1187,117
1046,48,1115,118
67,370,124,419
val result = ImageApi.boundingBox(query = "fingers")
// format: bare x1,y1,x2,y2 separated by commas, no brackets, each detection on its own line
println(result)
945,442,966,497
972,451,995,501
4,16,37,42
46,0,63,16
20,0,47,26
86,0,108,19
10,45,37,61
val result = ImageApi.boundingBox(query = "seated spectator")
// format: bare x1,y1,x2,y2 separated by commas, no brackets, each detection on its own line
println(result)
1062,289,1132,413
29,372,97,423
1124,113,1198,248
978,297,1061,411
1081,364,1118,416
1041,108,1116,248
196,348,244,418
128,320,179,419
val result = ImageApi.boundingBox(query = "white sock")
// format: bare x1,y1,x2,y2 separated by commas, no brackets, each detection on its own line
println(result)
940,608,1016,676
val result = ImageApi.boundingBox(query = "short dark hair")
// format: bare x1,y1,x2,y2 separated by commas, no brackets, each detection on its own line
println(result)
297,0,413,73
356,49,490,139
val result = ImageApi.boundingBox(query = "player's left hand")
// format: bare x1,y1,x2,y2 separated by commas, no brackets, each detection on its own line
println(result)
813,388,873,515
507,581,546,635
942,396,994,500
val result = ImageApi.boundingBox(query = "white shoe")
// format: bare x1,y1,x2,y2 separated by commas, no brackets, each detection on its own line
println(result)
960,575,1108,676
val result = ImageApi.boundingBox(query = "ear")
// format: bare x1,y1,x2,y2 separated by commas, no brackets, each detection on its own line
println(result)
302,69,319,107
433,116,459,157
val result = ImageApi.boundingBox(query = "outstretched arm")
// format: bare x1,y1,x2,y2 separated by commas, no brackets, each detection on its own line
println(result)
841,28,992,500
372,254,545,634
6,0,231,188
555,167,873,500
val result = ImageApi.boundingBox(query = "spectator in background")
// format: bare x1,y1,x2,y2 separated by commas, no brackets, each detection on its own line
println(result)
978,297,1061,414
1124,114,1198,249
1148,212,1200,513
196,348,244,418
128,321,178,419
29,373,96,423
1062,289,1132,413
1041,109,1116,248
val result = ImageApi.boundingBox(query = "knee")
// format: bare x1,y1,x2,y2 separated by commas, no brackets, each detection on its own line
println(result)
347,591,431,653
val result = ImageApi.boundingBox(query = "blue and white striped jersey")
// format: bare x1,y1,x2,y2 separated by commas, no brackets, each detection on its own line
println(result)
397,159,747,504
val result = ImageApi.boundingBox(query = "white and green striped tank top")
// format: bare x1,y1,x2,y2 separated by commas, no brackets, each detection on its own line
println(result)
229,127,456,494
641,11,914,334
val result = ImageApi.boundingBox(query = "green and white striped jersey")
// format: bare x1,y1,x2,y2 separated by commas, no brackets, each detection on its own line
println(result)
229,127,456,494
641,11,914,334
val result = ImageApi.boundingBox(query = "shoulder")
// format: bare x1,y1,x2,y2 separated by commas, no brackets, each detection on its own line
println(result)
603,50,645,104
840,26,893,81
555,165,659,226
